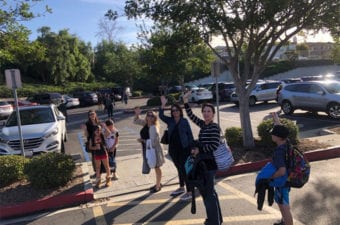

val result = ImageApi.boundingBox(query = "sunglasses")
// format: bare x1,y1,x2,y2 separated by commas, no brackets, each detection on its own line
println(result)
171,109,179,112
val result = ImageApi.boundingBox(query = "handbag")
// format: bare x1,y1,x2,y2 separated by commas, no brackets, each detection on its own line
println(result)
160,130,169,145
146,139,157,168
213,137,234,171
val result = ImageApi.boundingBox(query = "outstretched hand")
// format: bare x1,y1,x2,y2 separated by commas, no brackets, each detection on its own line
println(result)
182,91,191,103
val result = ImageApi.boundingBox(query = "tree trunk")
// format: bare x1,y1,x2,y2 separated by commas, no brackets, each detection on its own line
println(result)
238,90,255,148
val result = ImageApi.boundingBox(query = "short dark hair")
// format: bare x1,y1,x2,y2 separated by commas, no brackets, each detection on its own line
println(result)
201,103,215,114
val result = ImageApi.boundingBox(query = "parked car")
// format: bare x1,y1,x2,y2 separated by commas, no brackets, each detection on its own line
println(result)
209,82,236,101
276,78,303,101
167,85,183,94
97,88,121,101
8,100,39,108
230,80,281,106
277,80,340,119
27,92,63,106
62,95,80,108
72,91,98,106
198,83,214,90
0,104,67,155
184,87,213,103
0,101,14,119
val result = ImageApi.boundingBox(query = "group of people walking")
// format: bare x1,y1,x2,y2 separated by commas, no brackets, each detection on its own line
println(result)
82,92,293,225
82,110,119,188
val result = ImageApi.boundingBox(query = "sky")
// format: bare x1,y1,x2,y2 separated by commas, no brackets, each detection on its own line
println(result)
21,0,333,47
22,0,145,46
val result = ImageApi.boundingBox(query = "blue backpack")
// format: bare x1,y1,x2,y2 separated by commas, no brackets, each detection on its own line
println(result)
285,142,311,188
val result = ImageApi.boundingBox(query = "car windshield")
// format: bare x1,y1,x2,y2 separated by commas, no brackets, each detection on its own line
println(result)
322,82,340,94
6,108,55,126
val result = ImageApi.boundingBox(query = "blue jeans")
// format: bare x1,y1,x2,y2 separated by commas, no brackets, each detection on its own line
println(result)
198,170,223,225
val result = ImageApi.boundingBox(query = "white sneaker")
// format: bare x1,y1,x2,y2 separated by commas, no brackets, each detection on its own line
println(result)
180,192,192,201
170,187,185,196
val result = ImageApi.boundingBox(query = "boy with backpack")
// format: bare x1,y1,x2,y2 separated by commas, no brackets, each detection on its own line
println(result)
269,124,293,225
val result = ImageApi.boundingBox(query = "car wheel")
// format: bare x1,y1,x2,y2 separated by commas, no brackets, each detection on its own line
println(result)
327,103,340,119
249,96,256,106
281,100,294,115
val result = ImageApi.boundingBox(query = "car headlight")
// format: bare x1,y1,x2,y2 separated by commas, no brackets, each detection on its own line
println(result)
44,127,59,139
0,136,8,144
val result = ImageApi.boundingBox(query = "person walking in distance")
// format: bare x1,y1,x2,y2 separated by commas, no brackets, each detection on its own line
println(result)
102,119,119,180
182,91,223,225
134,107,165,193
105,94,114,119
159,96,194,201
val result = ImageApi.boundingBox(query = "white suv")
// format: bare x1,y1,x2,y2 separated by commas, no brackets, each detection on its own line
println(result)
0,104,67,155
230,81,281,106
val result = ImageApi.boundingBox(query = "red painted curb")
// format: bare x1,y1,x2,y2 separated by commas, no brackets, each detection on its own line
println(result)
0,188,93,219
217,146,340,178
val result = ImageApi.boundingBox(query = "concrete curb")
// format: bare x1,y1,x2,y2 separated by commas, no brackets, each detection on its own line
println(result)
217,146,340,177
0,163,94,219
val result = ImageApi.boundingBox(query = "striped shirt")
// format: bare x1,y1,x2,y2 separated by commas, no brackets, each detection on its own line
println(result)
184,103,220,153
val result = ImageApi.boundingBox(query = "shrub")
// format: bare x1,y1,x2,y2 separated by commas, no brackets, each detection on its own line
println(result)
24,152,76,189
0,155,30,188
257,118,299,147
225,127,243,147
132,90,143,97
147,96,161,106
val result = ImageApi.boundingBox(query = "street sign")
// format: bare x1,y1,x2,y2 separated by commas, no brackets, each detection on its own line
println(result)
5,69,22,89
211,60,220,77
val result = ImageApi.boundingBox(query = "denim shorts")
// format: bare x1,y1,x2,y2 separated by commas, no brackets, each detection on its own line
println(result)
274,186,290,205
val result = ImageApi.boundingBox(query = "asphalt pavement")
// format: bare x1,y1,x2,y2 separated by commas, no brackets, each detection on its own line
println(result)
1,98,339,224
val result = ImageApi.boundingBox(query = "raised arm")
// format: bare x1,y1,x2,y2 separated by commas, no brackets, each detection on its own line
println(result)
182,91,204,127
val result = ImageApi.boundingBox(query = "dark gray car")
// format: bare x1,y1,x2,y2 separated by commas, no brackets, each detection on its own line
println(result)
278,80,340,119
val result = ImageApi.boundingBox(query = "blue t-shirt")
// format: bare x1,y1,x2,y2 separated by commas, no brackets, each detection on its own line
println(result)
272,143,287,170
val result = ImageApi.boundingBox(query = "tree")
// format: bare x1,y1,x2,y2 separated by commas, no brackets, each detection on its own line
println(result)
0,0,51,80
125,0,339,147
136,24,214,92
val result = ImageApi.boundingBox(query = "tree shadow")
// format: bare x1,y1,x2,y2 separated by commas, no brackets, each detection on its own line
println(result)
293,177,340,225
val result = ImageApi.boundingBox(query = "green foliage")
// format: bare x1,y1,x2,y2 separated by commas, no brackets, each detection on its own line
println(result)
24,152,76,189
260,61,295,78
225,127,243,147
147,96,161,106
165,94,177,105
0,155,30,188
0,82,121,98
132,91,143,97
257,118,299,147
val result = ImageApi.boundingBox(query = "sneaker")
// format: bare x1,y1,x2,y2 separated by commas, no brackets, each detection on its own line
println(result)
170,187,185,196
273,219,284,225
112,174,119,180
179,192,192,201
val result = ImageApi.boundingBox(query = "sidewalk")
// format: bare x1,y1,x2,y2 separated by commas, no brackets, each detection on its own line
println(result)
1,98,339,219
